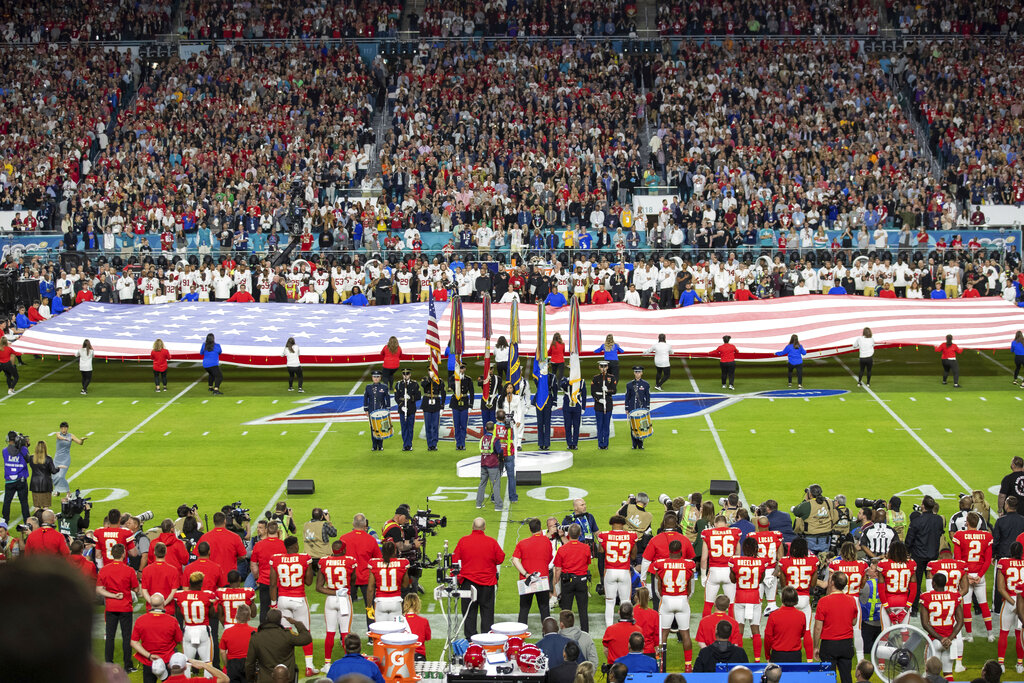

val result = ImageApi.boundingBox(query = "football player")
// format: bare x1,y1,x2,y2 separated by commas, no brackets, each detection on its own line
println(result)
920,573,964,681
216,570,255,627
996,542,1024,671
269,536,315,676
700,516,741,617
597,516,637,628
368,540,411,623
317,540,357,673
778,537,819,661
926,549,969,672
650,540,696,672
729,537,774,662
752,517,784,609
877,540,917,629
952,511,994,641
178,572,219,673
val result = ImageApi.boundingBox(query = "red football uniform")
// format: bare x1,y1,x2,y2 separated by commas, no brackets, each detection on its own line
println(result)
997,557,1024,597
642,531,696,562
142,560,182,613
369,558,410,598
701,527,741,568
927,559,968,596
780,556,818,596
752,530,783,561
829,559,868,595
319,555,357,593
270,553,312,598
598,530,637,571
651,558,696,596
952,529,993,576
920,590,961,638
877,559,917,607
93,526,135,567
178,589,218,627
216,587,255,625
730,556,772,604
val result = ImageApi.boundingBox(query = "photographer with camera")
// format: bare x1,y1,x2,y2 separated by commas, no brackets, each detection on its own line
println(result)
266,501,297,536
2,430,31,525
618,492,654,539
793,485,839,554
200,510,248,580
57,490,92,542
303,508,338,566
0,520,21,561
173,504,203,536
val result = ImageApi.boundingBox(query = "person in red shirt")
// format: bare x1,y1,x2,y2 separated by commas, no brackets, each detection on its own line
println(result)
130,593,183,681
602,602,642,664
317,540,357,670
632,587,661,657
995,542,1024,668
961,283,981,298
68,539,97,582
641,511,696,580
700,516,741,616
765,586,807,663
729,536,773,662
813,572,859,683
512,517,555,623
591,285,613,305
75,288,95,305
178,571,219,671
142,542,182,615
97,543,141,673
250,520,287,624
183,541,228,666
148,518,189,571
217,571,256,628
710,335,739,390
920,573,964,681
650,539,697,670
778,537,820,659
554,523,593,632
94,508,137,570
597,516,637,628
696,595,744,651
23,510,70,556
226,284,255,302
339,514,382,629
452,517,506,637
877,540,917,629
402,593,432,660
198,511,247,581
828,542,870,660
952,511,993,639
380,337,403,389
368,540,410,622
935,334,963,387
151,339,171,392
270,535,315,676
219,604,256,682
752,517,784,605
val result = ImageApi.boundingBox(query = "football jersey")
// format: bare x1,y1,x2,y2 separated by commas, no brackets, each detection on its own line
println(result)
952,529,993,575
920,590,961,638
780,556,818,595
829,559,868,595
651,557,696,596
369,558,410,598
642,531,695,562
598,530,637,571
877,559,917,605
997,557,1024,597
730,556,772,604
94,527,135,567
752,530,783,561
701,527,742,568
178,589,218,627
270,553,312,599
216,587,255,625
927,559,968,595
319,555,357,592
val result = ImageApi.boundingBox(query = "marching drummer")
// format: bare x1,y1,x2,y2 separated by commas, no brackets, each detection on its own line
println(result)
363,369,392,452
624,366,651,450
590,360,616,450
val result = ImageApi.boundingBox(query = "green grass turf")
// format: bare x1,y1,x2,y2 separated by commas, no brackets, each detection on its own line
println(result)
3,347,1019,681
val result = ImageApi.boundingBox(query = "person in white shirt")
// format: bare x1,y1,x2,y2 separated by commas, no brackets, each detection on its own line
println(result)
907,281,924,299
116,272,136,303
313,269,330,302
873,227,888,251
283,337,303,393
645,333,674,390
658,259,677,309
196,269,212,301
793,279,811,296
624,283,641,307
213,269,234,300
75,339,95,395
38,300,51,320
943,261,961,298
499,290,520,304
851,328,876,388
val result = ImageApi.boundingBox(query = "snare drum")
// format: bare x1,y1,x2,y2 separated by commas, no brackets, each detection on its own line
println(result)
628,409,653,440
470,633,507,655
369,409,393,440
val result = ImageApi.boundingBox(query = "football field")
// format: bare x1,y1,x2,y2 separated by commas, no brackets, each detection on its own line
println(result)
3,347,1018,680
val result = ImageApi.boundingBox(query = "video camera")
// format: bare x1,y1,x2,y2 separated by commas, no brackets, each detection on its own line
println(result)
854,498,887,510
61,489,92,517
228,501,250,524
434,540,468,596
413,508,447,535
7,431,30,451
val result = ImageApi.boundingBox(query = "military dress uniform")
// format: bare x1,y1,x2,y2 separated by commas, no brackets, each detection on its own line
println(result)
420,375,446,451
394,373,421,451
532,372,557,450
559,377,587,450
363,373,391,451
477,373,500,429
623,367,651,450
590,363,616,450
449,371,475,451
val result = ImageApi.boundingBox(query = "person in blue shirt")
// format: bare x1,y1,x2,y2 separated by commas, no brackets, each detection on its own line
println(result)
544,290,568,308
14,305,34,329
51,289,66,316
326,634,385,683
678,282,703,307
930,288,947,299
616,633,659,673
200,332,223,394
39,278,55,302
828,284,848,295
1012,330,1024,386
443,344,458,382
577,230,593,250
594,334,626,382
181,286,199,302
731,509,756,542
343,285,368,306
2,430,31,524
774,334,807,388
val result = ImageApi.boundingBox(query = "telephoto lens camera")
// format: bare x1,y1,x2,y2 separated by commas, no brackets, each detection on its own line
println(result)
854,498,887,509
413,508,447,534
136,511,154,523
61,489,92,517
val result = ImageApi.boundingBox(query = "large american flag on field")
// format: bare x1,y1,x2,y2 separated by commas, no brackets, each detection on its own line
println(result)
11,297,1024,366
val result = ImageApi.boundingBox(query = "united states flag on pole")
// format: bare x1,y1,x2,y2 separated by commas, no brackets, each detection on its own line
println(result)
425,293,442,378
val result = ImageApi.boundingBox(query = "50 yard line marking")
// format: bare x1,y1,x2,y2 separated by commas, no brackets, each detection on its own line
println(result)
259,367,372,517
681,360,748,505
834,357,971,490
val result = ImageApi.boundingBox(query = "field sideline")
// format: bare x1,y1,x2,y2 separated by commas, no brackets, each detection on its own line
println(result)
2,347,1019,681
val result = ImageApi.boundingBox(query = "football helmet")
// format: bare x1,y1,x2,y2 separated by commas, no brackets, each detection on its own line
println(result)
504,635,524,659
463,643,486,670
516,644,548,673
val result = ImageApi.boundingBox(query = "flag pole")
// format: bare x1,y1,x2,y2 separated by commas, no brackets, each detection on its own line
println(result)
482,293,493,402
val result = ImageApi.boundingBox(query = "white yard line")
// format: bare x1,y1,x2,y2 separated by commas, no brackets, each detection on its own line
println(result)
259,367,371,517
68,376,204,484
834,357,972,490
0,360,74,403
681,360,749,505
979,351,1013,373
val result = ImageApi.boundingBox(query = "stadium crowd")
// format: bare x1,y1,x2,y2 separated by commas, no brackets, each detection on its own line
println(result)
656,0,881,36
178,0,404,40
0,0,173,42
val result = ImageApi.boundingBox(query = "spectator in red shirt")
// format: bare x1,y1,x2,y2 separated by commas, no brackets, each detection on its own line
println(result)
710,335,739,390
511,517,555,623
130,593,183,681
23,510,69,557
602,602,642,663
591,285,613,305
250,520,287,624
26,302,45,323
97,543,141,673
151,339,171,392
878,283,898,298
935,334,963,387
148,518,189,570
632,587,661,657
219,603,257,681
340,514,383,629
814,572,859,683
452,517,506,637
765,586,807,663
75,286,95,305
961,283,981,298
226,284,255,303
198,511,247,579
68,539,98,583
402,594,432,660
